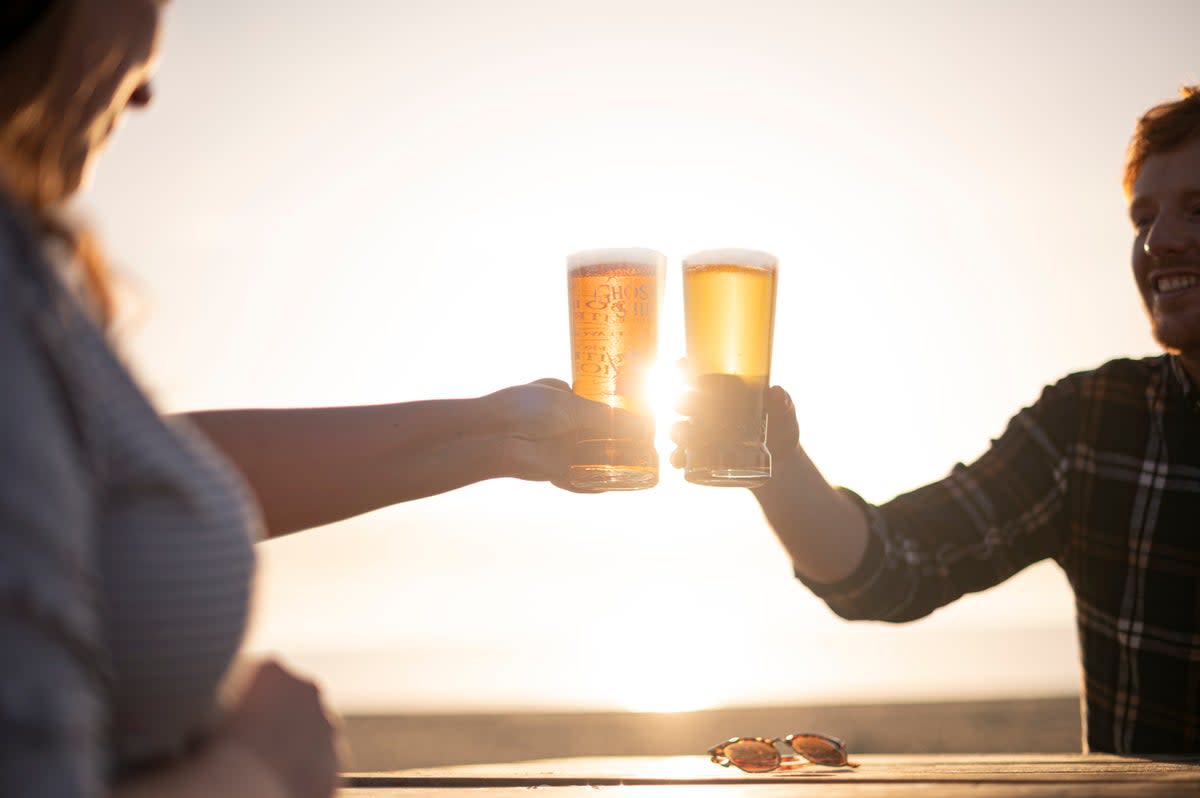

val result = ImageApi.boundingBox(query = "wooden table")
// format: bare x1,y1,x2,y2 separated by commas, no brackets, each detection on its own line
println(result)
343,753,1200,796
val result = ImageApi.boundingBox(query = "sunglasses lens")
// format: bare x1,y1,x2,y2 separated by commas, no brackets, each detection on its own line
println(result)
788,733,848,766
725,739,781,773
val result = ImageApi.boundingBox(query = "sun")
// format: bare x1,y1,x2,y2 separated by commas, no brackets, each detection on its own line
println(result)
618,684,722,714
646,358,687,446
601,641,731,714
581,601,738,714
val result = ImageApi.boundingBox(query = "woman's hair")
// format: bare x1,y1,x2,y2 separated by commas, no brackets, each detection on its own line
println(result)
1124,85,1200,198
0,0,116,326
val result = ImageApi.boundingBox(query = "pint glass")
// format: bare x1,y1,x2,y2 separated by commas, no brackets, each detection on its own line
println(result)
566,248,664,490
682,248,778,488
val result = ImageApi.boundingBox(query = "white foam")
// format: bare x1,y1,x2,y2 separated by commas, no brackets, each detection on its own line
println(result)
682,248,778,271
567,247,666,272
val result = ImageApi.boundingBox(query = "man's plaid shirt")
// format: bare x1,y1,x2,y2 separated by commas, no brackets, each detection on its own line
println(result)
801,355,1200,753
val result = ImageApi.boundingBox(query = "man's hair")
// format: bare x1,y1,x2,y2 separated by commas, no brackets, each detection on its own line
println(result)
1124,85,1200,197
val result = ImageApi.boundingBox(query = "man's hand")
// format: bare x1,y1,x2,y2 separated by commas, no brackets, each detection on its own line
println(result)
762,385,800,463
669,383,800,469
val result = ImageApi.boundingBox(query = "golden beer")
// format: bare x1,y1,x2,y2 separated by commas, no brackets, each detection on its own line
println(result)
566,248,664,490
682,249,778,487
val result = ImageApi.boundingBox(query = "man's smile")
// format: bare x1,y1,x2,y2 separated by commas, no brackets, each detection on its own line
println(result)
1151,269,1200,297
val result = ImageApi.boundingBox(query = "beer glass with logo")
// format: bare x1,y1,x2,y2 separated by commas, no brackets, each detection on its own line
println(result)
566,247,664,490
682,248,778,488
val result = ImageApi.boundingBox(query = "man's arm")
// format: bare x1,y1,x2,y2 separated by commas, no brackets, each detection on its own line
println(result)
764,380,1075,623
673,385,870,584
751,438,869,585
678,381,1073,622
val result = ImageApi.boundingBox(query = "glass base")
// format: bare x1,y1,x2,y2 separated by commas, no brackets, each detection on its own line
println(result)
685,444,771,489
685,466,770,489
568,439,658,491
567,464,659,491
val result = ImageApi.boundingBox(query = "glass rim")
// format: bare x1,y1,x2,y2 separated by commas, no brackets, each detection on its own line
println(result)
567,247,666,272
682,247,777,271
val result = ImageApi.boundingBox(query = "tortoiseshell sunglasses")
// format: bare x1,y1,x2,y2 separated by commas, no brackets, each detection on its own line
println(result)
708,733,860,772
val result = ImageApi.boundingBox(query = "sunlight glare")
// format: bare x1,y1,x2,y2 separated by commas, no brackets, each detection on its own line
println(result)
618,686,721,714
587,607,739,714
608,650,729,714
648,358,687,448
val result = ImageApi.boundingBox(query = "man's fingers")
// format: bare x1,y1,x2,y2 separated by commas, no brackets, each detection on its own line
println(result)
765,384,794,414
675,389,699,417
763,384,800,450
668,447,686,469
668,418,691,469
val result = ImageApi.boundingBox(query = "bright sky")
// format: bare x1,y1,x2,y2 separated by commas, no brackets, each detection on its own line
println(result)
82,0,1200,713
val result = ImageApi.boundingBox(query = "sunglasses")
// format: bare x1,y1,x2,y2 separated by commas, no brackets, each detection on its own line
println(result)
708,733,859,772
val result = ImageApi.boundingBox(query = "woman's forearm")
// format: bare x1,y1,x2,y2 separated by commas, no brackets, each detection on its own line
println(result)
182,398,507,537
752,444,870,584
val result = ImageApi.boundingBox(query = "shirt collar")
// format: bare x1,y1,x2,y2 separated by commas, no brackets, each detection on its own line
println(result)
1167,354,1199,407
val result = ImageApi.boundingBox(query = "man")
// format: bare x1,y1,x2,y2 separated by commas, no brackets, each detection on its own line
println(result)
673,86,1200,754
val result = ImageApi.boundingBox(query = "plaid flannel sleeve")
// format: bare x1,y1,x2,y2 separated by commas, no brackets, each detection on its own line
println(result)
797,378,1080,622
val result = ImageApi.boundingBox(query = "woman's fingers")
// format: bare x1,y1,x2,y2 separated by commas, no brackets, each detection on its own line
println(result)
531,377,571,392
224,659,343,798
570,397,651,441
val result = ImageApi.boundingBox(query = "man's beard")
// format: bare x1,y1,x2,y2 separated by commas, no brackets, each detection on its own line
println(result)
1149,312,1200,354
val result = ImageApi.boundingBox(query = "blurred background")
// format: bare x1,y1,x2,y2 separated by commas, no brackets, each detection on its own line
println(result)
82,0,1198,764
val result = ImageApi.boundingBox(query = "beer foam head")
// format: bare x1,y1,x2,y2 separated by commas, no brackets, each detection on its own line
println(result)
567,247,666,272
682,248,778,271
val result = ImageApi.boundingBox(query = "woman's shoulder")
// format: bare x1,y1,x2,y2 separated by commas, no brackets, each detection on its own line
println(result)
0,192,90,449
0,189,46,300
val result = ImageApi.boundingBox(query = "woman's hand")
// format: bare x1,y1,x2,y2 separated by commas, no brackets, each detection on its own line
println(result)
482,378,650,488
669,383,800,470
219,660,344,798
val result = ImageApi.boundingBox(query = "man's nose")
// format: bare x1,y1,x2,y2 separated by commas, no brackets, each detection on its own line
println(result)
1144,210,1197,258
128,82,153,108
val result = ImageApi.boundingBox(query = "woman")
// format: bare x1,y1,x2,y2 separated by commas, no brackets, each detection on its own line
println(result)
0,2,640,796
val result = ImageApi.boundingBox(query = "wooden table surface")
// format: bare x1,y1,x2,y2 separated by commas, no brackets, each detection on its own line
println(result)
341,753,1200,796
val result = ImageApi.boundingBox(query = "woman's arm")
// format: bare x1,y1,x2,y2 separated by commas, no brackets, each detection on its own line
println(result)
114,738,286,798
116,659,341,798
183,379,642,537
184,398,500,538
